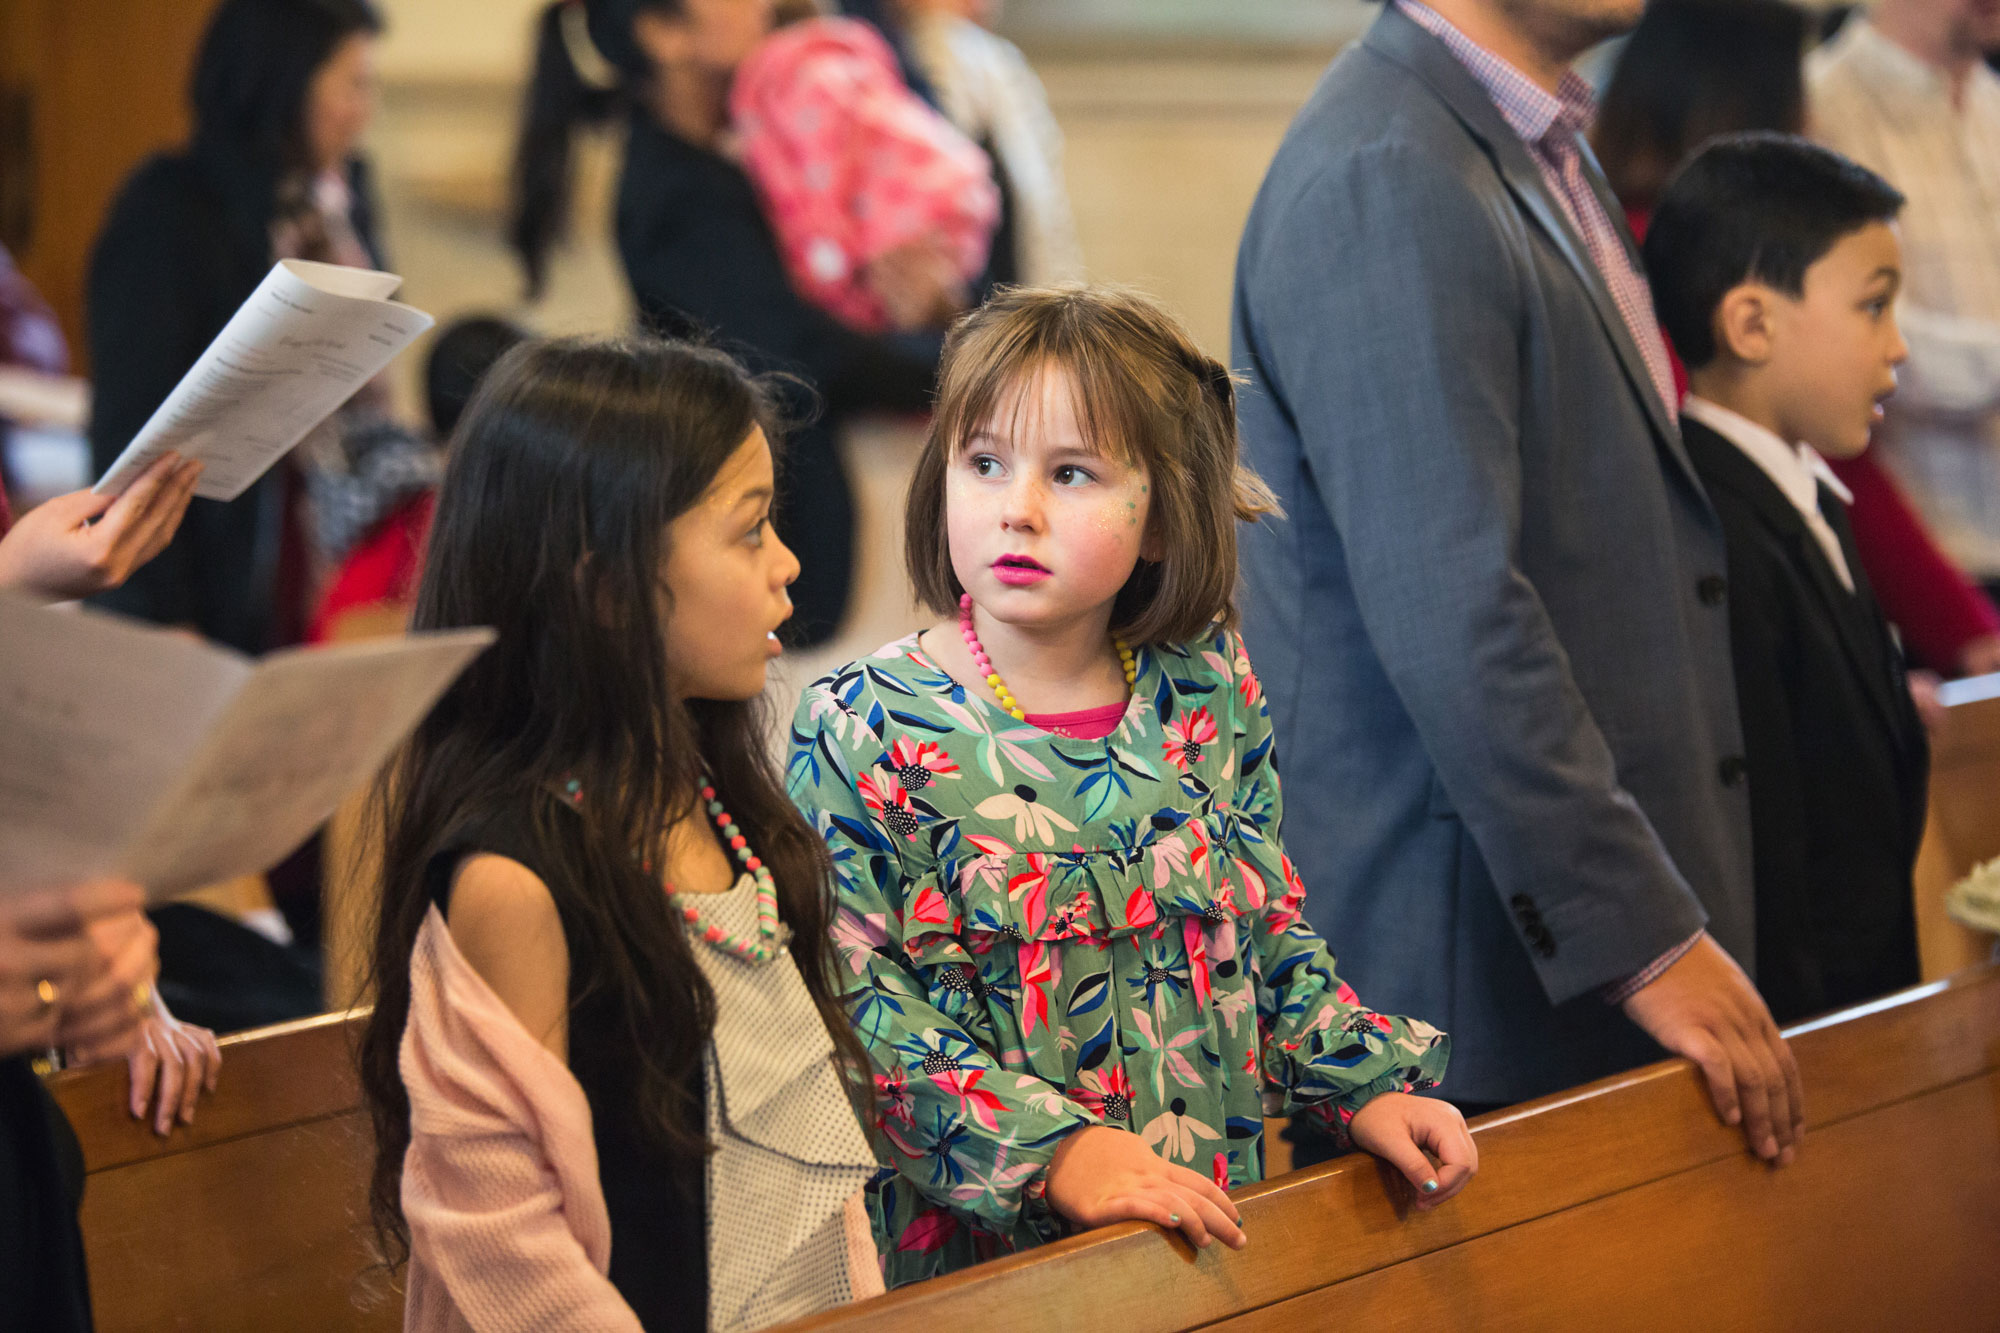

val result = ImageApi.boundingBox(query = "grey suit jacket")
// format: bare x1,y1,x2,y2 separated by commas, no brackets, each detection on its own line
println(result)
1231,5,1755,1103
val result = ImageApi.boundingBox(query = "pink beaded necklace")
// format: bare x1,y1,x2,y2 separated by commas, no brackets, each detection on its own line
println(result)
559,775,785,964
672,783,786,965
958,592,1137,722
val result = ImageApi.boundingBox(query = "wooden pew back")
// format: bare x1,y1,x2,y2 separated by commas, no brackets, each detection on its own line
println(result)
48,1009,395,1333
775,965,2000,1333
1915,687,2000,975
46,969,2000,1331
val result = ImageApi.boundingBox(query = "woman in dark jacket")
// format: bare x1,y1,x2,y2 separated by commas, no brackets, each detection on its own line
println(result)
516,0,954,645
87,0,387,654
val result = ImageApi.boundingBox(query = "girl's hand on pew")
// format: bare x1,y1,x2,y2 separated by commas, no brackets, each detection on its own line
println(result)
125,999,222,1135
1347,1092,1479,1211
0,453,202,602
1044,1124,1248,1252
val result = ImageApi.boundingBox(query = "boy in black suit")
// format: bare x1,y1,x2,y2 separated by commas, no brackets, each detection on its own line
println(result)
1644,132,1927,1025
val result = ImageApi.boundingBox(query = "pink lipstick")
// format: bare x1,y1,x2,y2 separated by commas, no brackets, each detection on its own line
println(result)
992,553,1051,586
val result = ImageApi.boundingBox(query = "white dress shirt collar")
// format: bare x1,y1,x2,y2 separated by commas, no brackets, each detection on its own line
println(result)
1682,394,1857,591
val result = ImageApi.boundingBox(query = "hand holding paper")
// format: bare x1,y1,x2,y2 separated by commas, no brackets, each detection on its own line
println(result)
0,453,203,602
93,260,434,502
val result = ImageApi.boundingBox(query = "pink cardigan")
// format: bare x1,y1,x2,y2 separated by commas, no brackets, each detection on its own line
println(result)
400,906,641,1332
731,16,998,333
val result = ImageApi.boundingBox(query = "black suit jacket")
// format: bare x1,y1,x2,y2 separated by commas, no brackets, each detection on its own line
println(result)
85,148,383,651
1683,417,1927,1024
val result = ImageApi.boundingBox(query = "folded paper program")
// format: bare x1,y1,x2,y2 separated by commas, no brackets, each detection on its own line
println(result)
92,259,433,502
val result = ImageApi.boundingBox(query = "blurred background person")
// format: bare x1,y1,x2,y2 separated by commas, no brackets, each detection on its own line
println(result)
86,0,399,654
1594,0,2000,701
1811,0,2000,609
514,0,966,645
899,0,1085,288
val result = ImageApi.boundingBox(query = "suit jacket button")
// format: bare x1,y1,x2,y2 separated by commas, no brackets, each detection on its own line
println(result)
1697,575,1727,605
1718,754,1747,787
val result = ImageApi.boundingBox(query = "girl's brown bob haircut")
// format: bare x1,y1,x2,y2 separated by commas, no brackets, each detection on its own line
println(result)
906,284,1279,646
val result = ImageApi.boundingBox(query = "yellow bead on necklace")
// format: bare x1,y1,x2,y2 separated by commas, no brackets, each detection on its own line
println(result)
958,593,1137,722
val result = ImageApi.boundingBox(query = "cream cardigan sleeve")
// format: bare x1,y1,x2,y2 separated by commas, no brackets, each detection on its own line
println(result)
399,906,646,1333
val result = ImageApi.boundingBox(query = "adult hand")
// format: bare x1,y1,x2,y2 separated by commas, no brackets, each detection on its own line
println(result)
1956,634,2000,680
0,453,201,602
120,998,222,1135
1044,1124,1247,1252
53,903,159,1064
0,880,148,1060
1345,1091,1478,1210
1621,932,1802,1164
866,236,968,332
1908,669,1947,736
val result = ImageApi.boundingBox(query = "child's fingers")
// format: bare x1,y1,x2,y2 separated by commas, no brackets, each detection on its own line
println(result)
128,1031,159,1120
171,1028,204,1127
1170,1184,1247,1250
1148,1184,1218,1251
1419,1109,1479,1175
1415,1161,1476,1209
198,1024,222,1092
152,1028,187,1136
1104,1191,1198,1244
1162,1161,1241,1223
1370,1126,1445,1199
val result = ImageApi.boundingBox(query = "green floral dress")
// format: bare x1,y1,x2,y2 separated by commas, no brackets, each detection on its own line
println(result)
786,626,1450,1287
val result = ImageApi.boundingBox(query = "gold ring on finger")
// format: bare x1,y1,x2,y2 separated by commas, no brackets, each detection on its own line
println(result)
35,978,58,1011
132,981,154,1016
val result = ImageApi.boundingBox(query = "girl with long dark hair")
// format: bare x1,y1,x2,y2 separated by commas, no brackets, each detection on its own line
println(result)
87,0,390,653
510,0,956,646
359,335,881,1333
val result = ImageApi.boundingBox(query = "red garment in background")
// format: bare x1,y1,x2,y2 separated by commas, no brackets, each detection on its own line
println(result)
306,490,433,642
1627,205,2000,673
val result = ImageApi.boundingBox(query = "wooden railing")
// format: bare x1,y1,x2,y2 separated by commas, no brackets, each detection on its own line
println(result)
45,966,2000,1332
774,965,2000,1332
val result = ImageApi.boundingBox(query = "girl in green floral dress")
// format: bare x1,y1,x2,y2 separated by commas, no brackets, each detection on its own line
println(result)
787,286,1476,1287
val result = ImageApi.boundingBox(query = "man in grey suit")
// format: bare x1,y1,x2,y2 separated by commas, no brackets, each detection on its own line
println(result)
1233,0,1803,1164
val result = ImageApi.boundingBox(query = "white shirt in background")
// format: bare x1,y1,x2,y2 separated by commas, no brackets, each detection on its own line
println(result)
905,12,1085,286
1810,18,2000,577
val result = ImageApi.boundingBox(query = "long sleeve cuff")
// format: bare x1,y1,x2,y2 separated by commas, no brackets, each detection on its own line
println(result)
1600,930,1703,1005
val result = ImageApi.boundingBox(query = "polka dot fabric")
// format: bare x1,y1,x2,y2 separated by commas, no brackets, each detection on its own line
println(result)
691,873,884,1331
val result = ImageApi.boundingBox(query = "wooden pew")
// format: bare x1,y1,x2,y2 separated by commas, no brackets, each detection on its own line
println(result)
775,963,2000,1333
47,1009,394,1333
46,967,2000,1331
1915,685,2000,977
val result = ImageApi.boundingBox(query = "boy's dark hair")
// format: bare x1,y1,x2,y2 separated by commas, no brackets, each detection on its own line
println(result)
423,315,531,437
1644,132,1904,368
